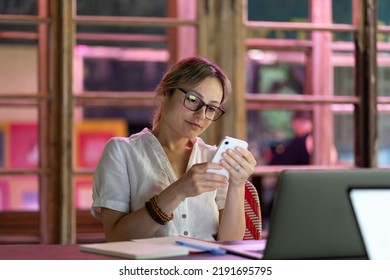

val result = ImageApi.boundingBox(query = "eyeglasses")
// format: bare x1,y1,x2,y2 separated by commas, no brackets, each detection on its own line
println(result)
178,88,225,121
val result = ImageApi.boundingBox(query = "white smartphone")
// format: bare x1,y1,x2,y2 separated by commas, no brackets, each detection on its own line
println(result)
207,136,248,179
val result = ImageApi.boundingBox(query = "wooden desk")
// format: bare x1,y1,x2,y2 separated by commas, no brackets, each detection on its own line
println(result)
0,244,254,260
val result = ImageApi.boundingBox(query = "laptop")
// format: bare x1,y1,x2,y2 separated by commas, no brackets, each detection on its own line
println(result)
348,186,390,260
262,169,390,260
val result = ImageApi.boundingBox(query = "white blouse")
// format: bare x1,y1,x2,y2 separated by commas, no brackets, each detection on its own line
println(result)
92,128,227,241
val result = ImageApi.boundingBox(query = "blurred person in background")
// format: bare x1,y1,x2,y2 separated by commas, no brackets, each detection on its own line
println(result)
261,110,338,234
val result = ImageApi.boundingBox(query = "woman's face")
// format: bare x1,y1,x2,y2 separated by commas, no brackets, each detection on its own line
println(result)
161,77,224,139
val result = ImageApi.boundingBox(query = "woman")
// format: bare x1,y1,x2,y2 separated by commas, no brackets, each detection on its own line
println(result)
92,56,257,242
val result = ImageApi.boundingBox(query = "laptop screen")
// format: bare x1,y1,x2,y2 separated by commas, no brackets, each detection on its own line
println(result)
349,187,390,260
264,169,390,260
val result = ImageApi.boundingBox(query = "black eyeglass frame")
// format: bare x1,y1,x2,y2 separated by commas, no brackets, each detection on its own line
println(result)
177,88,225,121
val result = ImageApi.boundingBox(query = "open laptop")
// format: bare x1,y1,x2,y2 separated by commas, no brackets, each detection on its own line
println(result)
348,186,390,260
262,169,390,260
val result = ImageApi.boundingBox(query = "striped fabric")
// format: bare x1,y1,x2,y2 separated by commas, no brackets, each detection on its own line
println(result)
243,181,262,240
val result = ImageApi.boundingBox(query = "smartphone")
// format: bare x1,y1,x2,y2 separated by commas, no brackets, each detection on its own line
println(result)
207,136,248,179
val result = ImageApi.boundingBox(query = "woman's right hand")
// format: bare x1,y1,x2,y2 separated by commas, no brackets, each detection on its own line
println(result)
172,162,228,199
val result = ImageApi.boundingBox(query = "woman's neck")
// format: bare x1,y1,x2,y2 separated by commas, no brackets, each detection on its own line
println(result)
153,132,194,153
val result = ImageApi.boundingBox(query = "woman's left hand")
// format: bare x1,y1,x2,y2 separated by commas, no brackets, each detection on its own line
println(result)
221,147,257,187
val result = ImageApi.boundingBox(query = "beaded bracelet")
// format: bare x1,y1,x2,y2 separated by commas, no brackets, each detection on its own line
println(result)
145,199,164,225
145,195,173,225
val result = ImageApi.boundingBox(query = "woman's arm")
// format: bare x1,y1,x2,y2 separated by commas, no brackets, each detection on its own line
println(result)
216,147,257,241
101,185,184,241
217,185,246,240
100,162,228,242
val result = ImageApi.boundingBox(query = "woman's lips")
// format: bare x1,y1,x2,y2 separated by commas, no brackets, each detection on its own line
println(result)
187,121,202,129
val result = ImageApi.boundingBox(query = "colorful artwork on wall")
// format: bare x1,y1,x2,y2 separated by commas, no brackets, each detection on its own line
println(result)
9,123,38,168
0,119,127,211
74,119,128,208
0,179,10,210
75,176,93,209
75,119,128,168
10,176,38,211
0,122,8,168
0,130,4,168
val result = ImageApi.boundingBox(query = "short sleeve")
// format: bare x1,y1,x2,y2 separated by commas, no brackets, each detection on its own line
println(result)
91,138,131,220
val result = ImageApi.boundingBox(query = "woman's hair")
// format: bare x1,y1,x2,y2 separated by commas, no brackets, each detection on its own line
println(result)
151,56,231,129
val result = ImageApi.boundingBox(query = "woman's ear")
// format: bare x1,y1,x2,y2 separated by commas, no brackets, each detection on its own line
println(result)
158,94,165,102
162,90,173,101
156,92,166,104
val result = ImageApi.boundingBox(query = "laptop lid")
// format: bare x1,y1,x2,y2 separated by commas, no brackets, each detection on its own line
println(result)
263,169,390,260
348,186,390,260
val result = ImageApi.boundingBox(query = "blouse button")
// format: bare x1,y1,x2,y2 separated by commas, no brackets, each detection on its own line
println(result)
183,231,188,236
182,214,187,219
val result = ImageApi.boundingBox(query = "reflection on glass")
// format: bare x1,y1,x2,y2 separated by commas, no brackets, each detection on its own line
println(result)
333,66,354,96
332,0,352,24
378,114,390,166
76,25,168,48
0,23,37,39
76,0,167,17
246,0,309,39
0,1,37,15
378,0,390,28
0,1,38,48
334,113,354,165
247,0,308,22
0,44,38,94
80,48,168,92
378,65,390,97
246,50,306,94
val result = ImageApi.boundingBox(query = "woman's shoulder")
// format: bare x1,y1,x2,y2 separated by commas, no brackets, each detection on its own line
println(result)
106,128,153,148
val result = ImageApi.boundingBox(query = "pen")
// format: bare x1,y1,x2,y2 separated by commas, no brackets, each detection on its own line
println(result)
175,241,226,255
